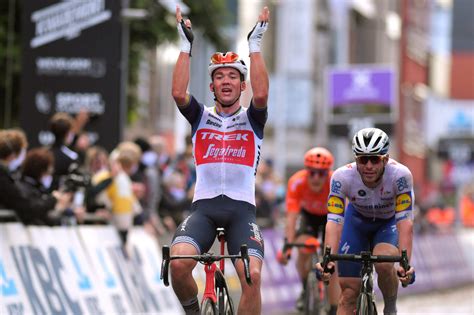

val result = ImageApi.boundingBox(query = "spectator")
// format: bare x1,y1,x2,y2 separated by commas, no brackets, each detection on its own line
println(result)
17,147,72,225
159,169,192,231
133,137,165,235
0,129,69,224
83,145,112,222
48,112,80,190
149,134,171,172
92,142,142,252
255,158,285,227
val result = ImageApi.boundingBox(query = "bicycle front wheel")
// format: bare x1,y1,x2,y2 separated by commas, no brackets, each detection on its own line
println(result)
304,271,326,315
201,298,218,315
356,293,377,315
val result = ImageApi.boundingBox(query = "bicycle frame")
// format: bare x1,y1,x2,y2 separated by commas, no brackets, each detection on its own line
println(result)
322,246,410,315
160,228,251,314
281,237,329,315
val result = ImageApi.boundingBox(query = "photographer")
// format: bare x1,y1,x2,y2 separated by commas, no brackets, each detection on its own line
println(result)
0,130,68,224
17,148,72,225
48,111,88,191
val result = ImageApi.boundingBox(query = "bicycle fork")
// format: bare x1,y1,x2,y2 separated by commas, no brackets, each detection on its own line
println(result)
203,263,218,303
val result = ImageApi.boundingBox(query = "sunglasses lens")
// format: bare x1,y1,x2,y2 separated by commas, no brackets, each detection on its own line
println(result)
357,156,383,164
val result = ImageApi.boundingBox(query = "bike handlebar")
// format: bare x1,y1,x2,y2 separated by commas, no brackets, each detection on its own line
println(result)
160,244,252,286
320,245,412,287
281,237,320,256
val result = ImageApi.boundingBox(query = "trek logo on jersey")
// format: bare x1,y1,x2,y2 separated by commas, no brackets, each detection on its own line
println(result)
195,129,254,166
395,192,412,212
328,196,345,214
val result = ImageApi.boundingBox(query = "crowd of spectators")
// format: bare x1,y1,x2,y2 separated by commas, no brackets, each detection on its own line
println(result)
0,111,285,252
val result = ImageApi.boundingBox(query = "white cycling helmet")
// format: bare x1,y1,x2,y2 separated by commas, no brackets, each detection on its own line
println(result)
352,128,390,155
208,52,247,81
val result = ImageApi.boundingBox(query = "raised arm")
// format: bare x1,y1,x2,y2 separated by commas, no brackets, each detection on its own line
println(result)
171,5,193,106
248,7,270,109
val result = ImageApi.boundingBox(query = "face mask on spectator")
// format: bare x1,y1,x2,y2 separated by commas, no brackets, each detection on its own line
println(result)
9,148,26,171
41,175,53,189
130,163,139,175
142,151,158,167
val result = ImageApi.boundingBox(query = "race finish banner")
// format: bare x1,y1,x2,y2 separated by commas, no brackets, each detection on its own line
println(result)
19,0,127,151
326,65,397,136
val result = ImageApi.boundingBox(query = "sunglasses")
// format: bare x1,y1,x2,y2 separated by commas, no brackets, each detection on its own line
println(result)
211,52,240,64
307,168,329,177
355,155,385,165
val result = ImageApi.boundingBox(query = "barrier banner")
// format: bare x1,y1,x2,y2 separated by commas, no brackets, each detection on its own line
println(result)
127,228,183,314
78,225,136,313
0,223,34,315
261,228,301,313
28,226,118,314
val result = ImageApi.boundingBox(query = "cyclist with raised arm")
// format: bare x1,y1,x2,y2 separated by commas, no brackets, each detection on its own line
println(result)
278,147,340,314
316,128,415,315
169,5,270,315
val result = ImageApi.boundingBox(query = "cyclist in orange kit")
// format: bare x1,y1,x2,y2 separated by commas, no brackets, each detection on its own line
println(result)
278,147,340,315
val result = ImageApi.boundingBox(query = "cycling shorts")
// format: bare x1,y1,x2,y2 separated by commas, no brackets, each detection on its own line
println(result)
172,195,264,261
296,209,327,248
337,203,398,278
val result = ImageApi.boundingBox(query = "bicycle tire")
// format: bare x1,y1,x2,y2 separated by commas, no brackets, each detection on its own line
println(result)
215,269,235,315
356,293,377,315
304,271,324,315
201,298,218,315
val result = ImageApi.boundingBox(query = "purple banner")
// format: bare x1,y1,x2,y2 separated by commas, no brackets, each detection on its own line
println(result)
261,229,301,313
327,66,395,118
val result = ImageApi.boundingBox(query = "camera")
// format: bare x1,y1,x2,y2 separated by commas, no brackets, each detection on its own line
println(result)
61,163,91,192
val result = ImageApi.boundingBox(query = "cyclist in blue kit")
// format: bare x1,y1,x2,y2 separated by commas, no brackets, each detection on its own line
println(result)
168,5,270,315
316,128,415,315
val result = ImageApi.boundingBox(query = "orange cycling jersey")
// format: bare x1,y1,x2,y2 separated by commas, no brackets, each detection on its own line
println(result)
286,169,332,216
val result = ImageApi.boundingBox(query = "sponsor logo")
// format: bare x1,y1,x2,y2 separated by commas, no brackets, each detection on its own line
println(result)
341,242,350,254
56,92,105,115
327,196,344,214
180,214,192,232
205,119,222,128
249,223,263,246
358,190,366,197
30,0,112,48
331,180,342,194
396,177,409,192
226,122,247,129
195,129,254,166
208,113,222,122
36,57,106,77
395,193,412,212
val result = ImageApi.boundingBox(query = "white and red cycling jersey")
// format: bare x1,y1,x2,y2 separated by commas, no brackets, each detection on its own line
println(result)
178,95,267,205
327,158,414,224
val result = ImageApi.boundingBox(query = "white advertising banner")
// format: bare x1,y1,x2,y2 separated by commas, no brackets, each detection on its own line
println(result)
78,225,136,313
27,226,118,314
128,228,184,314
0,223,34,315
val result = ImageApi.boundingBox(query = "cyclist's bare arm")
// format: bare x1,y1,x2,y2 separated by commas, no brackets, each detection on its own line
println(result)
315,221,341,278
249,7,270,109
397,218,415,283
172,6,191,106
285,211,298,243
